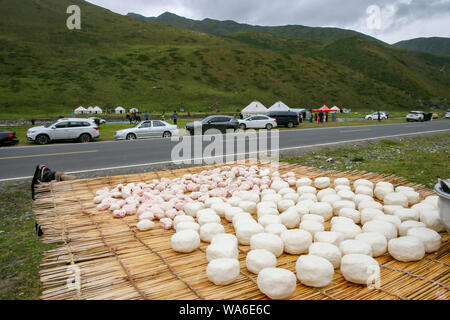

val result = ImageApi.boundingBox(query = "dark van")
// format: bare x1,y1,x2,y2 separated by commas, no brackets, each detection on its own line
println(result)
266,111,299,128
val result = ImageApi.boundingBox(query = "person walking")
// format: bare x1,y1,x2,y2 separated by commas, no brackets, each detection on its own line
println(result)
173,111,178,125
377,111,381,122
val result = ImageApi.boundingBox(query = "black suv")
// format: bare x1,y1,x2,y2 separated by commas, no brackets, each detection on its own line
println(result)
266,111,299,128
185,116,240,135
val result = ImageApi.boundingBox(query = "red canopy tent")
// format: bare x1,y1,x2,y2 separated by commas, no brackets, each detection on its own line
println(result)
312,105,338,112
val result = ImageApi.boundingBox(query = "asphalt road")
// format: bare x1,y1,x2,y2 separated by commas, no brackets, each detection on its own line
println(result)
0,121,448,181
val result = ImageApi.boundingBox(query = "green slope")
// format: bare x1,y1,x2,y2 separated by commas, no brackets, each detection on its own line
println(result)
0,0,449,119
394,37,450,56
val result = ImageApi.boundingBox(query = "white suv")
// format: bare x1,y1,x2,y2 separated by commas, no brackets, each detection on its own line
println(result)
365,112,387,120
406,111,425,122
27,118,100,145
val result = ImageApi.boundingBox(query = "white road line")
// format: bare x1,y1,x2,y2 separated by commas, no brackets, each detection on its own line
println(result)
0,128,448,183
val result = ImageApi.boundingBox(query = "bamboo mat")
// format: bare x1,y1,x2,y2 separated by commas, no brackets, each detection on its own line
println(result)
33,161,449,300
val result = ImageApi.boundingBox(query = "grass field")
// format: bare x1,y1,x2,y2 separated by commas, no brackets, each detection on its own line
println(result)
283,134,450,189
0,134,448,300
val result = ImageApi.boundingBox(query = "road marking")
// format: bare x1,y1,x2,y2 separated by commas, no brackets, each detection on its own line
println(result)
340,129,372,133
0,150,98,160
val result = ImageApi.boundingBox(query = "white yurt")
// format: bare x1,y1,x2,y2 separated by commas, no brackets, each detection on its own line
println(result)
241,101,268,117
74,106,87,115
130,108,139,114
331,106,340,112
93,106,103,114
268,101,290,112
86,106,95,114
115,106,126,114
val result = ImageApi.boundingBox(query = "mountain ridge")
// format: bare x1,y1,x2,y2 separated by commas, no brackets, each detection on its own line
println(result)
126,11,382,43
394,37,450,56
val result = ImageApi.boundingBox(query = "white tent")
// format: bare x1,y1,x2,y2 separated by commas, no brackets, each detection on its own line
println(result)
130,108,139,114
93,106,103,114
241,101,268,117
331,106,340,112
268,101,290,112
115,106,126,114
74,106,87,115
86,106,95,114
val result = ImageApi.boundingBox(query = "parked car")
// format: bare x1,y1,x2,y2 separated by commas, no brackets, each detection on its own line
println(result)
0,129,19,146
265,111,299,128
185,116,239,135
88,117,107,124
445,110,450,119
238,115,277,130
27,118,99,145
406,111,425,122
365,112,388,120
114,120,179,140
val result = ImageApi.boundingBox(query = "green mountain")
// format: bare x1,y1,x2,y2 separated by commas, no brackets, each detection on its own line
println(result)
0,0,449,119
127,11,379,42
394,37,450,56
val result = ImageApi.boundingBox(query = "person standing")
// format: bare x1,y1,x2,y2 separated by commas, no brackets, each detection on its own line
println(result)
298,113,303,123
377,111,381,122
161,113,165,121
145,113,149,121
319,111,324,123
173,111,178,125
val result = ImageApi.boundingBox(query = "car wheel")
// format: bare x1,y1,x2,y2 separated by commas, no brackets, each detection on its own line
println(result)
36,134,50,145
79,133,91,143
287,122,294,128
265,124,273,130
163,131,172,138
126,133,136,140
239,124,246,130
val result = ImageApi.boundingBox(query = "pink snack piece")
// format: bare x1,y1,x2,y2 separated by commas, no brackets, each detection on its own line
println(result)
113,209,126,218
160,218,173,230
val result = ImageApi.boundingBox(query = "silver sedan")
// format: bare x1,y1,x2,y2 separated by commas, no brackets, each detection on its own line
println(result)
114,120,179,140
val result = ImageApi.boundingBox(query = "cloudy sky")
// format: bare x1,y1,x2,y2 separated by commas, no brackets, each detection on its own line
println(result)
88,0,450,44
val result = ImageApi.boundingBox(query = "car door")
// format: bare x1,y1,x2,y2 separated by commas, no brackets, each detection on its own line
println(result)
204,117,219,133
136,121,152,139
150,120,167,137
52,121,70,140
244,117,255,128
67,121,83,139
253,116,267,128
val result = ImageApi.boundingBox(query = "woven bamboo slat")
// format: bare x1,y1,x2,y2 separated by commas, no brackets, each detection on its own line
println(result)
33,161,449,300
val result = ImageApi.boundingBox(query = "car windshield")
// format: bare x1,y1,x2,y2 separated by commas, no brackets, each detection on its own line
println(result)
202,116,215,124
44,122,58,128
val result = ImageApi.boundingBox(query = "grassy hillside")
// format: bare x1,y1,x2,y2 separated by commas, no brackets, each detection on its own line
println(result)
0,0,449,119
394,37,450,56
